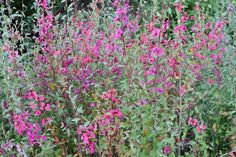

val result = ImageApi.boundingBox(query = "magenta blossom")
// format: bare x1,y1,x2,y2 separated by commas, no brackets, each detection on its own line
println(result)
196,123,207,133
164,145,171,155
188,117,198,126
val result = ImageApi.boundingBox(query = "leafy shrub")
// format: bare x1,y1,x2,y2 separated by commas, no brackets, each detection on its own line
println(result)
0,0,235,156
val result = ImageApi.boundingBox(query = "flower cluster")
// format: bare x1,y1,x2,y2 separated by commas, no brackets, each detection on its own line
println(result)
99,109,122,129
11,90,52,145
2,43,19,62
1,141,28,157
13,112,46,145
24,90,51,116
0,0,231,156
77,124,97,154
101,88,120,104
188,117,206,133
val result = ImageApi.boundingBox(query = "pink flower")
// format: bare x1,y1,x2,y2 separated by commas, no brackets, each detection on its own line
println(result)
41,118,46,125
116,109,122,118
110,109,123,118
188,117,198,126
31,91,38,101
88,131,95,139
28,132,35,144
169,57,176,68
155,87,163,94
82,56,91,65
81,134,89,144
35,110,41,116
37,0,48,9
196,125,202,133
164,145,171,155
30,102,36,110
8,50,19,61
40,102,45,110
14,114,28,135
101,92,109,100
207,78,215,85
151,46,163,57
202,38,207,46
210,54,217,59
115,28,123,39
196,122,206,133
151,28,160,37
28,122,34,130
41,135,46,141
53,50,60,56
39,95,45,101
89,142,95,154
174,25,187,34
208,32,214,41
78,123,97,154
108,88,117,97
103,114,111,125
45,103,51,111
90,103,96,107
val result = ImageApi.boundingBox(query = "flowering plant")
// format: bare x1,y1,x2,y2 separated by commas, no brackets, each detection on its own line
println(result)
0,0,235,156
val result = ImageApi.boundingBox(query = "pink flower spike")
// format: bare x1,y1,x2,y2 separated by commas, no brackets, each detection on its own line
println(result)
30,102,36,110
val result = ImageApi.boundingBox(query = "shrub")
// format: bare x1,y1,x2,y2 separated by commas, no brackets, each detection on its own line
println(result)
0,0,235,156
